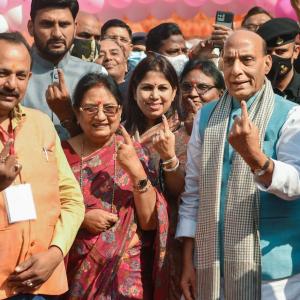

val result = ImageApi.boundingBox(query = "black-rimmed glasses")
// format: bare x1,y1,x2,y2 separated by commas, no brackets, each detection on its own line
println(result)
181,82,216,95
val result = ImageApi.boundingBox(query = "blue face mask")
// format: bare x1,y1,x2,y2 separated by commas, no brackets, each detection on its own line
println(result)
128,51,147,68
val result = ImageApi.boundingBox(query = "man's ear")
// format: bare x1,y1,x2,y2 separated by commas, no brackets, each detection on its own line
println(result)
293,43,300,60
264,54,272,75
27,20,34,37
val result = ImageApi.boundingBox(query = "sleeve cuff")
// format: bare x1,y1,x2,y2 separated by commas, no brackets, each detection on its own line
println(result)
255,158,280,192
175,217,197,239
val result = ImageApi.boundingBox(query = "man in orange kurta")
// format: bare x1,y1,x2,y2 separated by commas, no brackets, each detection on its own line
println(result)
0,32,84,299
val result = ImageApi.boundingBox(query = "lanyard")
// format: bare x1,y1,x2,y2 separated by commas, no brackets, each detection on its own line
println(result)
0,119,15,155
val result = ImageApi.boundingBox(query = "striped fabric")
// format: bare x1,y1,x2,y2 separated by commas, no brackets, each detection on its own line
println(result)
195,79,275,300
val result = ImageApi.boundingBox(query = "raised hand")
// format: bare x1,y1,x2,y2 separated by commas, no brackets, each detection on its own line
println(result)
116,125,145,178
0,140,22,191
45,69,74,122
82,209,118,234
211,24,233,48
228,101,261,161
184,99,202,135
189,39,216,60
291,0,300,19
152,115,176,161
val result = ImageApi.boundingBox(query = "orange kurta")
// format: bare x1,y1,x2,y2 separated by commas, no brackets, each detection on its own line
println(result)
0,107,81,299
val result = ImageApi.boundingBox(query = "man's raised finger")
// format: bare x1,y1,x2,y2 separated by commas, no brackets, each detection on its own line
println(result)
240,100,249,121
57,69,66,90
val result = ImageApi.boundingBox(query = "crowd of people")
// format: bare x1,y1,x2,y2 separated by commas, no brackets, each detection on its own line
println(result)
0,0,300,299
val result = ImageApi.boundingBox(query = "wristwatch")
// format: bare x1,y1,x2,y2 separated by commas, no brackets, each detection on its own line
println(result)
251,157,271,177
133,178,151,193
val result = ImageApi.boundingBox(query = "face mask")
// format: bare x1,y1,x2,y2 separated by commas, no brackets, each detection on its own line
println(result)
70,38,100,62
267,54,293,85
128,50,147,66
128,50,147,69
163,54,189,76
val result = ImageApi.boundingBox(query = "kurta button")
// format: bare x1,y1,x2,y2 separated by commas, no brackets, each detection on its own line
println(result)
30,241,35,247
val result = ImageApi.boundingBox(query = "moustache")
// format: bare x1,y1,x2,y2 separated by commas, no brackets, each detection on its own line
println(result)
0,88,19,98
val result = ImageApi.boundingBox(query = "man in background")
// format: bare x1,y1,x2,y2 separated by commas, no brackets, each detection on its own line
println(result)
24,0,106,139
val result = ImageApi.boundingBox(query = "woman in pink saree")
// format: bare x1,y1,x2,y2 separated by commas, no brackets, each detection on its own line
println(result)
62,73,168,299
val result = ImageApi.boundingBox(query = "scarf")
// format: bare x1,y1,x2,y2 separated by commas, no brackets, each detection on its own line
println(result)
195,79,275,300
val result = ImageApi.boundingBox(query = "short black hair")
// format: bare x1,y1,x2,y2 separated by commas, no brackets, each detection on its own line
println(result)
124,53,180,134
101,19,132,39
180,59,225,92
146,22,183,53
0,32,32,67
241,6,273,27
30,0,79,21
73,73,122,110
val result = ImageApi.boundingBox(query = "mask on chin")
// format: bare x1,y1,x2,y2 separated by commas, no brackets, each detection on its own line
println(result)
70,38,100,62
163,54,189,76
267,55,293,85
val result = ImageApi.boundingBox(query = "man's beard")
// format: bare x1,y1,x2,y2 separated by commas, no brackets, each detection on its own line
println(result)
34,35,73,60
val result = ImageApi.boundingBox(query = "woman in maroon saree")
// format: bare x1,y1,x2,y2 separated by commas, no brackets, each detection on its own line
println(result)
62,73,168,299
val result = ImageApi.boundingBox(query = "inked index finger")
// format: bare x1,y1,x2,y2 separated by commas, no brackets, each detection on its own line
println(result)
162,114,170,132
119,125,132,145
57,69,66,90
240,100,249,121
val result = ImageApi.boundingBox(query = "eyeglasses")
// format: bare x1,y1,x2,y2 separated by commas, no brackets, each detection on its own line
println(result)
181,82,216,95
79,104,120,117
102,35,131,45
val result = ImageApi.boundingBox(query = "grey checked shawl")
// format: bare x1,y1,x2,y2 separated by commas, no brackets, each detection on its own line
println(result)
195,79,275,300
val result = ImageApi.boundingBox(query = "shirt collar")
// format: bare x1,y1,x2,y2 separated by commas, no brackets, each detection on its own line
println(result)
32,46,71,69
232,91,259,109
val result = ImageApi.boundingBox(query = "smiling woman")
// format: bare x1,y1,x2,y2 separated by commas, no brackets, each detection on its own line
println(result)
124,54,190,299
62,73,169,299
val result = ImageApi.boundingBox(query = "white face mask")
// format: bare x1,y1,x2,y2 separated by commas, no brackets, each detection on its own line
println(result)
163,54,189,76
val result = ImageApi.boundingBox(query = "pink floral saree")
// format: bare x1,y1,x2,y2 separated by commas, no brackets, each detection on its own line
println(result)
62,136,168,300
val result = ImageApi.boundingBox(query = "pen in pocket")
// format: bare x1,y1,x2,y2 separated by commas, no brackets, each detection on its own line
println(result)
42,147,49,161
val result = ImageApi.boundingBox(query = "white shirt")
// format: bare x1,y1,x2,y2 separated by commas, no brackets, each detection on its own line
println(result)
176,105,300,239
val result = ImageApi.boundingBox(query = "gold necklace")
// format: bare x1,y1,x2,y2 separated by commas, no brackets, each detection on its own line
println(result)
79,135,117,213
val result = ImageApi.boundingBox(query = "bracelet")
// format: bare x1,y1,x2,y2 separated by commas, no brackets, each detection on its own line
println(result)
251,157,271,177
161,155,177,165
162,158,180,172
